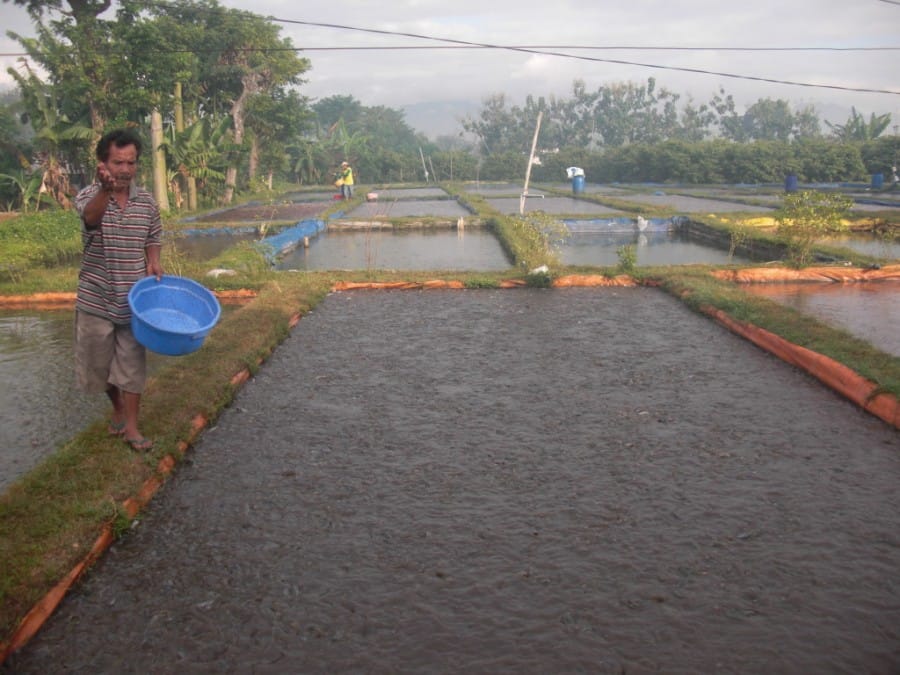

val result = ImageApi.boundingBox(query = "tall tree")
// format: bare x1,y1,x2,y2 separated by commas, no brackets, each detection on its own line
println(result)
313,95,365,131
245,88,314,188
742,98,796,142
589,78,679,147
5,0,122,135
189,2,309,203
461,93,521,156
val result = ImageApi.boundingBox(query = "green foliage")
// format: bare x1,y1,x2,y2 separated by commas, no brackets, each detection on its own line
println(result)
462,80,826,156
463,276,500,289
0,170,46,213
728,222,753,261
207,241,272,279
859,136,900,177
775,190,853,266
160,116,232,197
522,212,568,272
490,212,567,272
584,138,868,185
0,211,81,281
524,269,553,288
827,107,892,141
792,139,868,183
616,244,637,273
0,101,32,208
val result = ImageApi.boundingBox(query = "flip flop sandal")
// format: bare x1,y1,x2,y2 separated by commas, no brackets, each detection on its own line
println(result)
108,420,126,436
124,436,154,452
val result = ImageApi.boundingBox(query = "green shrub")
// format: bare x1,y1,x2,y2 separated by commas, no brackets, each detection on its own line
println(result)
0,211,81,280
616,244,637,273
775,190,853,266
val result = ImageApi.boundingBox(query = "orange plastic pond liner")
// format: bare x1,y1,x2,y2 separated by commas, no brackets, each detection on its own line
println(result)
0,292,76,309
3,273,898,664
712,264,900,284
0,289,257,311
552,274,636,287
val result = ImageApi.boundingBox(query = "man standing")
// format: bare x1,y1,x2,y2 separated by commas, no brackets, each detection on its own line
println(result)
339,161,354,200
74,128,163,452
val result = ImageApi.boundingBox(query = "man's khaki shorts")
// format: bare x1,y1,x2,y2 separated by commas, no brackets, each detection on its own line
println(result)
74,310,147,394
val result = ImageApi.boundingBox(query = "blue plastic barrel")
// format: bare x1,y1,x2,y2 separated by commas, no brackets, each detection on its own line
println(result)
785,175,798,192
871,173,884,189
572,175,585,194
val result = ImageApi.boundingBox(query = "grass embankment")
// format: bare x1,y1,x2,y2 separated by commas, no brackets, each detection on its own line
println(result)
0,273,331,643
1,195,899,653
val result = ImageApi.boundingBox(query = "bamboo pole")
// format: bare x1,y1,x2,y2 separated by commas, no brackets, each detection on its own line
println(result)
520,111,543,215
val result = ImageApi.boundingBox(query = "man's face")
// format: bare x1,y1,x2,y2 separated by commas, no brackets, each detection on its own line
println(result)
103,144,138,190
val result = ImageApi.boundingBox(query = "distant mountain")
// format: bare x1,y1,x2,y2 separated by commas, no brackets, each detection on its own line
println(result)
400,100,480,139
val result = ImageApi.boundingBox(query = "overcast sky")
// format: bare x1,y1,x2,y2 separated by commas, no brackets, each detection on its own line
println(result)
2,0,899,134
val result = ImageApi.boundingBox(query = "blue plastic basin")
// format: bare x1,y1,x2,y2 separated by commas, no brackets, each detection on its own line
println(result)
128,275,221,356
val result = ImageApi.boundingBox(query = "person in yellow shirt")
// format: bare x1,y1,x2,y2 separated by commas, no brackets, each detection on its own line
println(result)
339,161,354,199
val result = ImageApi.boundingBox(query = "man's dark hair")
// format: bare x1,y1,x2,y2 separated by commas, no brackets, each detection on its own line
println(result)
96,128,143,162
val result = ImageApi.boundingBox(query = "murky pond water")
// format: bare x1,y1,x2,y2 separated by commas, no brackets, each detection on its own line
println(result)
9,289,900,673
367,187,449,199
819,233,900,260
0,311,212,493
344,199,471,219
0,311,105,493
741,282,900,357
275,228,512,271
560,230,751,267
166,230,259,261
486,196,622,216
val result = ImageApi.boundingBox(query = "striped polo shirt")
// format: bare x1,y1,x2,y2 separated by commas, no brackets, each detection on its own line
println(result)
74,182,162,324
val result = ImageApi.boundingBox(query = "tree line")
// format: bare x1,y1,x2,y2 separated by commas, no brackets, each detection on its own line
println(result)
0,0,897,213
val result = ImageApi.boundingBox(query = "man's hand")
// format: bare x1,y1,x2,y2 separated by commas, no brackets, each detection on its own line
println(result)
96,164,115,192
146,246,163,281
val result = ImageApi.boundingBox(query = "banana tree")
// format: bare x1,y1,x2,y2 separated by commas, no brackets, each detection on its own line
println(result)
0,170,45,213
321,118,372,180
827,108,892,141
10,68,93,209
160,115,232,210
286,140,324,185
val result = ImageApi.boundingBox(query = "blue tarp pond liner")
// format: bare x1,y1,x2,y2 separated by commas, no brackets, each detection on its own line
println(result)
176,226,258,237
255,218,326,262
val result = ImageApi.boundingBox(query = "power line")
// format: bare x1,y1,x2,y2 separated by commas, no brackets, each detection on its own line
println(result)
4,6,899,96
6,43,900,58
271,18,900,95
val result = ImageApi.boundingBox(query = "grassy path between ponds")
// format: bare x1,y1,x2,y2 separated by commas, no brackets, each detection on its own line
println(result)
1,267,899,662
